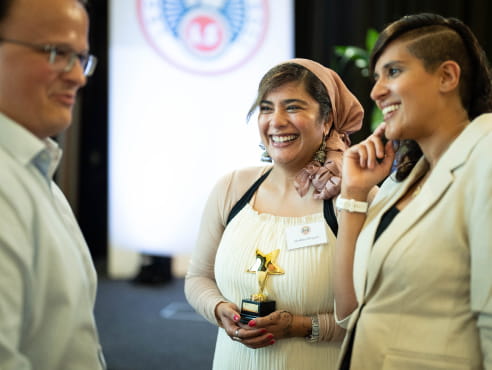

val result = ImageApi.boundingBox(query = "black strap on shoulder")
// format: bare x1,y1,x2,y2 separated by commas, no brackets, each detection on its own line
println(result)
226,168,339,236
323,198,338,236
226,169,272,225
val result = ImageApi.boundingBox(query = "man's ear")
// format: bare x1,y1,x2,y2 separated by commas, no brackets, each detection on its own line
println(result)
438,60,461,93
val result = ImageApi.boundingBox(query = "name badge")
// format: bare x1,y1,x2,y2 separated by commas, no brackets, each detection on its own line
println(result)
285,222,327,250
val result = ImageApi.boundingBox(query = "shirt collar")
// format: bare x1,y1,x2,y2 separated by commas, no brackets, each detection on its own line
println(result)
0,112,63,180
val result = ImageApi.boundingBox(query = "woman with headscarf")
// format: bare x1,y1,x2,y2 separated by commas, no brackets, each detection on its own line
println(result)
185,58,365,369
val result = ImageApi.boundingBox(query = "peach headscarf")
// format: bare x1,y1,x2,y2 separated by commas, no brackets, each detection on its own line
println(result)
287,58,364,199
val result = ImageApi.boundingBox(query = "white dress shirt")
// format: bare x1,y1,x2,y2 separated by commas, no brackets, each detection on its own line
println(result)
0,113,106,369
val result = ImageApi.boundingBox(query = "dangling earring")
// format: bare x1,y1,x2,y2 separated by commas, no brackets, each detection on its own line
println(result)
259,143,272,163
313,135,327,164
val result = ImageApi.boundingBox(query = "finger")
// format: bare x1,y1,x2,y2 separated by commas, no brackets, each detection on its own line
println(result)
372,121,386,137
230,326,273,348
230,327,242,342
368,122,387,162
233,327,265,339
222,313,244,340
247,316,273,329
356,143,369,168
241,332,276,349
385,139,396,156
366,140,380,169
243,339,275,349
375,139,387,162
380,140,396,169
235,327,269,339
217,303,240,324
367,132,391,169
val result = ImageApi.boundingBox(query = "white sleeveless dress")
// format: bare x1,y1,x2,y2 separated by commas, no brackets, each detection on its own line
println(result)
212,203,340,370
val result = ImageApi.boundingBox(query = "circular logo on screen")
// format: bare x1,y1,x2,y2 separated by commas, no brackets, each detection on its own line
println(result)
137,0,269,75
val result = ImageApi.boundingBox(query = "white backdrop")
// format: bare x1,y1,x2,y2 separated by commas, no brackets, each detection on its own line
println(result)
108,0,294,272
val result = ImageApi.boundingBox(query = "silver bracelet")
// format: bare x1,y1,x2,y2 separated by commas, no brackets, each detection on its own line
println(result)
305,315,320,343
335,197,368,213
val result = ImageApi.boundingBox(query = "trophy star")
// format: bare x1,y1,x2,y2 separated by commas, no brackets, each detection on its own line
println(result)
247,248,284,275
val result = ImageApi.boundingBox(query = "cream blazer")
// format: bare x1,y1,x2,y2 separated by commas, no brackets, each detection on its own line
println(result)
339,113,492,370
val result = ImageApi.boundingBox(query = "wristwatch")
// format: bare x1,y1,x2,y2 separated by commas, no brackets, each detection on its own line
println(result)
335,197,368,213
306,315,320,343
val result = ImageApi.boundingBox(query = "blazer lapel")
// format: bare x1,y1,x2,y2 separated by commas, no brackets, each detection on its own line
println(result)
363,114,492,297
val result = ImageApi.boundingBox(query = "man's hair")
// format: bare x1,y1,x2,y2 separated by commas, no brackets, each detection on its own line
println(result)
1,0,88,24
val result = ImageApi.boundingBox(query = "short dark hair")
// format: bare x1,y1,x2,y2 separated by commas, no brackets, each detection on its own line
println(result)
371,13,492,120
370,13,492,181
247,62,332,122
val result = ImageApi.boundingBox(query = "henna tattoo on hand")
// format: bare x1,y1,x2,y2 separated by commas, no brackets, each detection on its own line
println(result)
278,310,293,337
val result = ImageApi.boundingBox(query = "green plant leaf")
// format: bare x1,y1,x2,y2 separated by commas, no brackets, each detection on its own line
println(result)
365,28,379,52
334,46,368,62
334,45,347,56
370,106,384,131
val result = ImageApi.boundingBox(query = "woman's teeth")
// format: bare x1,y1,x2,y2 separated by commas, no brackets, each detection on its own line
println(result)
382,104,400,115
271,135,297,143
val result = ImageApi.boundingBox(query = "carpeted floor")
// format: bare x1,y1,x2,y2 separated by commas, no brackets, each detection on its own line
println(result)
94,274,217,370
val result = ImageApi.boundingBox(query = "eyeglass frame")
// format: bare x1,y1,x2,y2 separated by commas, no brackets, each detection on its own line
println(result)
0,37,97,77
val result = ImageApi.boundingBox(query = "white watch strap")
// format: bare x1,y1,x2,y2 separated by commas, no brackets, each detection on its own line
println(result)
336,197,368,213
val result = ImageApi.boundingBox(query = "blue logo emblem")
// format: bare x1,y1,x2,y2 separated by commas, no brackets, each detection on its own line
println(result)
137,0,269,75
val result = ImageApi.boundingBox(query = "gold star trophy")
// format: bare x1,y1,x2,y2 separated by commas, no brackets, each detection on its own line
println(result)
240,249,284,324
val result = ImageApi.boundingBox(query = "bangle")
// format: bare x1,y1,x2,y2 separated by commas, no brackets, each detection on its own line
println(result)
305,315,320,343
336,197,368,213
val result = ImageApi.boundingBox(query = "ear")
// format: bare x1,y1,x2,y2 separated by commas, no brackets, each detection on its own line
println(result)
322,112,333,136
438,60,461,93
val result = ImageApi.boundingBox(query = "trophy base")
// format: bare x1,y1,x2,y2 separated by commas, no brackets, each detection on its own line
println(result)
240,299,276,324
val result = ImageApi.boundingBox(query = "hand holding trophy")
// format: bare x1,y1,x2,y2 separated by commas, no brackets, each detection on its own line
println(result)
240,249,284,324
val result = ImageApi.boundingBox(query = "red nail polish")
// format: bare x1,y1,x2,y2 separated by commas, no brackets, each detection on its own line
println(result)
260,329,267,334
267,334,273,339
248,320,256,327
270,340,275,345
233,315,239,321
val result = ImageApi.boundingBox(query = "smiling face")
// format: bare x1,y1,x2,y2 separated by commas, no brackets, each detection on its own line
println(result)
0,0,89,138
370,39,444,142
258,81,330,170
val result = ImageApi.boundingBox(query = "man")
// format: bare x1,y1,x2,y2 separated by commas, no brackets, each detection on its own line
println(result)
0,0,106,368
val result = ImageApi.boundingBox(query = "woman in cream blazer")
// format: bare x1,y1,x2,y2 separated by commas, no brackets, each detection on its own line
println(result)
334,13,492,369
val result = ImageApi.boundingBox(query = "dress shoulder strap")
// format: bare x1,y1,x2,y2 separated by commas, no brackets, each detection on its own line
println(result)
226,168,338,236
226,169,272,225
323,198,338,236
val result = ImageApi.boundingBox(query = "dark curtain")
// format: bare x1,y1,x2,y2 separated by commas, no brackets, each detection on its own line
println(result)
295,0,492,142
78,0,108,261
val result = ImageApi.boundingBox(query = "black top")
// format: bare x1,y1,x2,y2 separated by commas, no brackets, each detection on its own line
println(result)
374,204,400,243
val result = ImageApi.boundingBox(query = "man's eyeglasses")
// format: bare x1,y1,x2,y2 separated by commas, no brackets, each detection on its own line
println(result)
0,38,97,77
